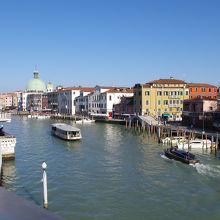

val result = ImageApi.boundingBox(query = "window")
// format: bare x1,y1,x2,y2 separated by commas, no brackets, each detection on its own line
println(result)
214,88,217,92
169,107,172,112
210,106,213,111
157,91,162,96
164,100,168,105
158,108,161,112
164,91,168,96
180,91,183,96
158,100,161,105
139,91,141,96
177,107,179,112
201,88,206,92
164,108,167,112
146,108,149,112
169,100,172,104
186,91,189,95
180,100,183,104
180,108,183,111
109,95,112,101
195,88,198,92
145,91,150,96
190,88,192,92
146,100,149,105
177,100,179,104
209,88,211,92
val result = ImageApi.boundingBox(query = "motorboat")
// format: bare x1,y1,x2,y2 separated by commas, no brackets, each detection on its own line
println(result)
51,123,82,140
76,119,95,124
177,139,215,149
164,148,200,165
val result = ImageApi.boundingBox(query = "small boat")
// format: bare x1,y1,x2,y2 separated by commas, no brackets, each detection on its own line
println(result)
162,136,185,145
177,139,215,149
76,119,95,124
164,148,200,165
51,123,82,140
28,114,50,119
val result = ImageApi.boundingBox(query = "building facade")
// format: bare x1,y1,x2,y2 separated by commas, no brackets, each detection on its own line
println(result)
182,99,219,130
188,83,217,99
88,86,133,117
113,96,134,118
58,87,94,115
75,89,94,115
134,77,189,121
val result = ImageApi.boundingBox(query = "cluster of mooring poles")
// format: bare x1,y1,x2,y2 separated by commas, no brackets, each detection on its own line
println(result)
125,118,219,153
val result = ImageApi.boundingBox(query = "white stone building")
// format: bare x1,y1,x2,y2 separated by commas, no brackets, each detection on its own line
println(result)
58,87,94,115
75,88,94,115
88,86,133,117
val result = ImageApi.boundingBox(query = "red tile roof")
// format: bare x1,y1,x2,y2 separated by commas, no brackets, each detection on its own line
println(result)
187,83,217,88
147,78,186,84
62,87,94,92
103,88,133,94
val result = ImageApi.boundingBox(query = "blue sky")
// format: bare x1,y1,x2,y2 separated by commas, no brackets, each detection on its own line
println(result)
0,0,220,92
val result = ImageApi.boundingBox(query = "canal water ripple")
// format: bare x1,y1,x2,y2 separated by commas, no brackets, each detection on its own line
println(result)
2,116,220,220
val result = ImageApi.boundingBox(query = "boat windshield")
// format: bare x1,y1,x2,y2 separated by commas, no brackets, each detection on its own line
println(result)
69,131,80,137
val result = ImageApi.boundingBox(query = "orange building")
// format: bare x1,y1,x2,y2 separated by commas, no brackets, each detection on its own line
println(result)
188,83,217,99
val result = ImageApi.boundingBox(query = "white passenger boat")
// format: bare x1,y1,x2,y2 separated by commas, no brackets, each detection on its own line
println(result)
177,139,215,149
76,119,95,124
51,123,82,140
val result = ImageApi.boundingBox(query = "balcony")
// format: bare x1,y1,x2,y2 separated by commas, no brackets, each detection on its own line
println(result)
169,104,181,108
169,95,180,99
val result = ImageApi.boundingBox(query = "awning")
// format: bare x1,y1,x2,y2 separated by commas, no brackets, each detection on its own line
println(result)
162,113,171,117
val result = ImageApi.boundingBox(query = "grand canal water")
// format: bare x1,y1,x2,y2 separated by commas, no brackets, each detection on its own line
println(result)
2,116,220,220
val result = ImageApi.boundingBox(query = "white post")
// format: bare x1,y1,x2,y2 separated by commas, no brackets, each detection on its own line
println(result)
42,162,48,208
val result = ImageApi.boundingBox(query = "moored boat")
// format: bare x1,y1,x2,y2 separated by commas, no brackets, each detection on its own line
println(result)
164,147,200,165
177,139,215,149
162,136,185,145
51,123,82,140
76,119,95,124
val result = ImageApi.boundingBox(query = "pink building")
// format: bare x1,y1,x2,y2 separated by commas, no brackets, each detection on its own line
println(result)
113,96,134,118
182,98,219,130
183,98,218,113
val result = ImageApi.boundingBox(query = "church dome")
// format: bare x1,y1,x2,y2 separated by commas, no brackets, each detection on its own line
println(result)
26,70,46,92
47,82,53,89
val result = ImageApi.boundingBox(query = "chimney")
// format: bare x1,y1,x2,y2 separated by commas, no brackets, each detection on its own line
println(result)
170,76,174,79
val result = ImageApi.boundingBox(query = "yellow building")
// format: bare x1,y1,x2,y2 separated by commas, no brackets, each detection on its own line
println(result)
134,77,189,121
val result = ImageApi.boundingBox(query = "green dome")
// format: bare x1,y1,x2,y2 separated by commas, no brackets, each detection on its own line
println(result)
26,70,46,92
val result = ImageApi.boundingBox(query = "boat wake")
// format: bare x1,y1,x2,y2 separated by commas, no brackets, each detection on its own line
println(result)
193,163,220,178
160,153,171,161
